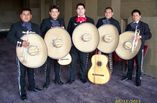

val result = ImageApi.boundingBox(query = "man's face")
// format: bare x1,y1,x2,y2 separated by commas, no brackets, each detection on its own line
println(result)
49,8,60,20
76,5,86,16
132,12,141,22
20,10,32,22
105,9,113,19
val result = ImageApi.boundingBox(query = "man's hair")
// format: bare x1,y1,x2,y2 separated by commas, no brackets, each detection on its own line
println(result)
131,9,141,15
104,7,113,12
19,8,32,15
76,3,85,9
49,5,60,12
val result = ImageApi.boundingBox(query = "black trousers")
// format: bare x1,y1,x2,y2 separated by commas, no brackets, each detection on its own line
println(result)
44,57,61,84
101,52,113,70
68,46,89,81
16,59,35,96
127,48,143,80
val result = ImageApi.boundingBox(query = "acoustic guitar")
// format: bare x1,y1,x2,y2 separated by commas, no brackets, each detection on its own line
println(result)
88,53,110,84
58,54,72,65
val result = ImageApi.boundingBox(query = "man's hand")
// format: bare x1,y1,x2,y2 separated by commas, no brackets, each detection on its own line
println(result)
61,26,64,29
135,35,142,41
22,40,30,48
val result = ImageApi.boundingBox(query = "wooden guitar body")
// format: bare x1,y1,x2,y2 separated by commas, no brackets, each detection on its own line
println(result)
88,54,110,84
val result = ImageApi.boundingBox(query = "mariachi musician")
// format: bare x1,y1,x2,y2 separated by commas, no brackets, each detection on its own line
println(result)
67,3,94,84
40,5,65,88
96,7,121,71
7,8,41,100
122,9,152,86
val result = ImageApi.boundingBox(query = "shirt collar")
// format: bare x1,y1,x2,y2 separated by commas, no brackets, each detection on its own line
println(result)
49,17,58,21
133,21,139,24
77,15,86,17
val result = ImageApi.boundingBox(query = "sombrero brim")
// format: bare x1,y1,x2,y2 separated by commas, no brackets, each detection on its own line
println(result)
115,31,142,60
97,24,119,53
44,27,72,59
16,33,48,68
72,23,99,53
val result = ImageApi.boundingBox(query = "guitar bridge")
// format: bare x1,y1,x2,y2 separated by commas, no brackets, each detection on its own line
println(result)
60,58,69,60
92,73,104,77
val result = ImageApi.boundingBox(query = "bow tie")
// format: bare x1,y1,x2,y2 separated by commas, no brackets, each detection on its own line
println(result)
22,22,32,31
50,20,60,27
76,17,87,23
131,22,138,29
102,19,110,24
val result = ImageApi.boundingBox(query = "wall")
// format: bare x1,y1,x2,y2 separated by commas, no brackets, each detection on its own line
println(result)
30,0,41,24
0,0,21,29
85,0,98,22
97,0,111,17
121,0,157,19
141,17,157,77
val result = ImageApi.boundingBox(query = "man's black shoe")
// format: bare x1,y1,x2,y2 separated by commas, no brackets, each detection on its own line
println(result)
43,83,49,88
54,79,64,85
66,80,74,84
28,87,42,92
80,79,87,83
135,79,141,86
121,76,132,81
20,94,27,100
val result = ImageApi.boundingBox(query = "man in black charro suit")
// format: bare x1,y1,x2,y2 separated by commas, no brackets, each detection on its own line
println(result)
67,3,94,84
122,9,152,86
7,8,41,100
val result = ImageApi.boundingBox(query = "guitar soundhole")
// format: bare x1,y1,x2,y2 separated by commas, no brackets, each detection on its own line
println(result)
97,61,102,66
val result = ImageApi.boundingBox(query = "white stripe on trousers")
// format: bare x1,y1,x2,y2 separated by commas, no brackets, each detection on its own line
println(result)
109,53,113,70
85,53,89,71
140,49,144,79
16,58,21,96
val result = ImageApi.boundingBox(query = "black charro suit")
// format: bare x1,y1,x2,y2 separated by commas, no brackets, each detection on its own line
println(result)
7,22,40,45
40,18,65,86
40,18,65,37
96,17,121,34
96,17,121,71
125,21,152,86
67,16,94,83
126,21,152,48
7,21,40,98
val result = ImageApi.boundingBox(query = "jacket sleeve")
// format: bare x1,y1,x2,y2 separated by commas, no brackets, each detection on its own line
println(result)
115,21,121,34
40,19,47,38
125,24,130,31
60,19,66,29
7,24,23,46
67,18,73,37
35,24,41,35
90,18,95,25
142,24,152,40
96,19,101,28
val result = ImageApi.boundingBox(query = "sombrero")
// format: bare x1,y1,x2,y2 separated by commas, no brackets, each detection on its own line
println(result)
44,27,71,59
97,24,119,53
16,33,47,68
115,31,141,60
72,23,99,53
